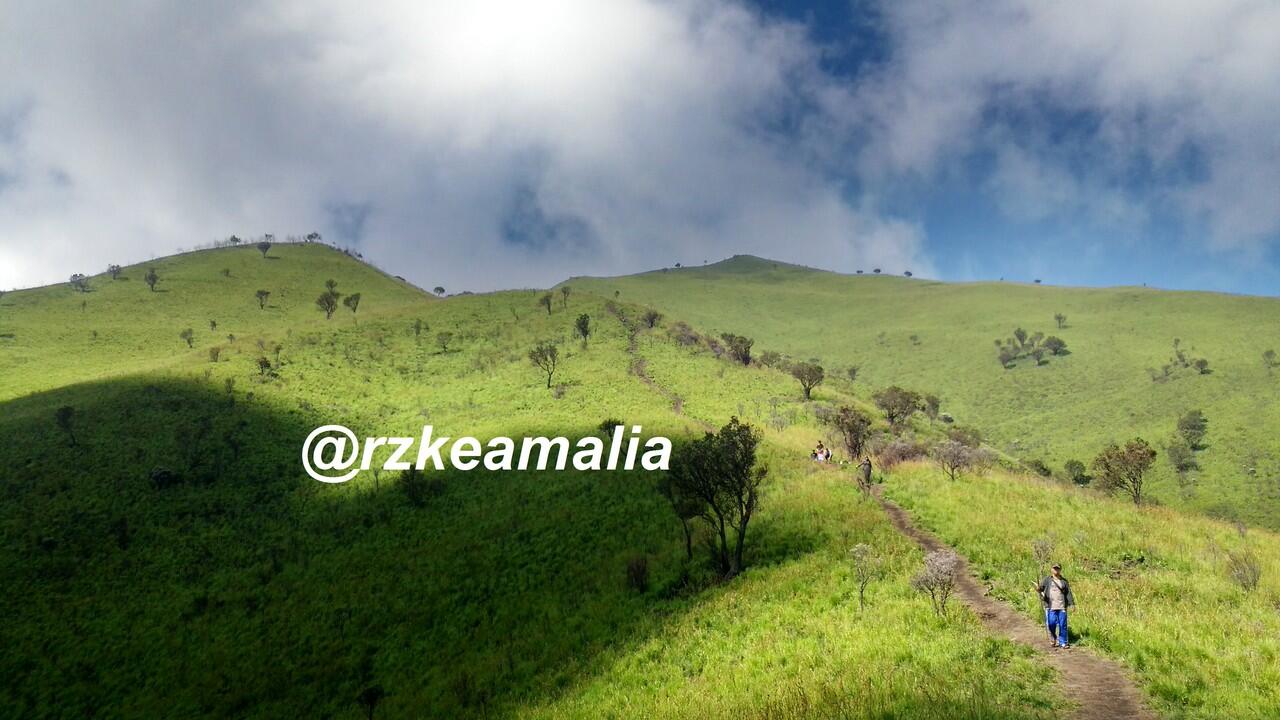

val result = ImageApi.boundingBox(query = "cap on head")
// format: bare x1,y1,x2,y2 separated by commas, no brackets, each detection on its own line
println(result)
1051,563,1061,570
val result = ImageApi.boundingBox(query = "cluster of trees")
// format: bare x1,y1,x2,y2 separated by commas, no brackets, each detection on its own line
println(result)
315,279,361,321
660,417,766,578
1149,338,1210,381
994,327,1067,368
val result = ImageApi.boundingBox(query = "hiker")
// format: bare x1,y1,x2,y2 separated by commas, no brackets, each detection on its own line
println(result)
1036,563,1076,648
858,457,872,488
814,442,827,462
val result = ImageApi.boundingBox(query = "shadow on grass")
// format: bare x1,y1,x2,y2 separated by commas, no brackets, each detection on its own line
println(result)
0,377,785,719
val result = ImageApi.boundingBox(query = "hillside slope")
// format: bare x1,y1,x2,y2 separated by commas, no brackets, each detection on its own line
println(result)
0,246,1060,718
567,256,1280,528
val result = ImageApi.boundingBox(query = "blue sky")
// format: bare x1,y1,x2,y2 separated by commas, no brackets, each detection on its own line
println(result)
2,1,1278,295
747,0,1280,294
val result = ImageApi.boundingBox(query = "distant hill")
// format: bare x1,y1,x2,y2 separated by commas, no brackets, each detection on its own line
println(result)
568,255,1280,529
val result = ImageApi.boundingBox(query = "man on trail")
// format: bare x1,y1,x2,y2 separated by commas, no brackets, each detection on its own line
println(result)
857,457,872,491
1036,563,1076,649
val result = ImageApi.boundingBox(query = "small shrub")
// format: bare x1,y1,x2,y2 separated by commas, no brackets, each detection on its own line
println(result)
597,418,625,436
874,436,927,470
208,347,221,363
668,321,700,346
1025,459,1053,477
849,543,882,610
1063,459,1089,486
1226,549,1261,591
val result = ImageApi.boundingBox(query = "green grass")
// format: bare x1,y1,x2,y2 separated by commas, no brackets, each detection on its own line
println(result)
0,246,1063,718
567,256,1280,529
886,463,1280,719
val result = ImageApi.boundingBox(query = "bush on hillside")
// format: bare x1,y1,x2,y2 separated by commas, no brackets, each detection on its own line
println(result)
1178,409,1208,449
1063,459,1090,486
872,434,927,470
1226,549,1262,592
719,333,753,365
911,550,959,617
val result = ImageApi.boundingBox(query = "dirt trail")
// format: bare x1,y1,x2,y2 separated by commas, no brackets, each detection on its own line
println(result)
610,308,716,431
872,486,1156,720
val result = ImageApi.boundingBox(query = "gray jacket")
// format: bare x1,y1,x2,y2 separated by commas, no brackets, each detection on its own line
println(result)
1036,575,1075,609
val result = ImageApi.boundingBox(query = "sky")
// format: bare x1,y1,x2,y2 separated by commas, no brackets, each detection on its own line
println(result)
2,0,1278,296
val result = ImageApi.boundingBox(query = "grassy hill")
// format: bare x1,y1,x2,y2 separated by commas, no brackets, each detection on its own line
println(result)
0,245,1058,718
1,245,1277,718
567,256,1280,529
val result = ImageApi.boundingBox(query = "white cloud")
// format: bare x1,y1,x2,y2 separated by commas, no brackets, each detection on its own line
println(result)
0,0,930,291
847,0,1280,252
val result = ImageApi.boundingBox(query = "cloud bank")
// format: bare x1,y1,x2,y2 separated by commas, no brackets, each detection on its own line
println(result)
1,1,1277,292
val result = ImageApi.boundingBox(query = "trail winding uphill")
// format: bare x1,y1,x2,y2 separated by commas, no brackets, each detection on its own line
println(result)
873,486,1157,720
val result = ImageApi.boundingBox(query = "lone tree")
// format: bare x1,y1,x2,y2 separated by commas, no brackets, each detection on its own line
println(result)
108,264,122,280
560,285,571,308
55,405,77,446
849,543,883,610
846,365,859,384
1092,438,1157,504
144,268,159,291
529,341,559,388
911,550,959,617
873,385,922,429
538,293,554,315
436,331,453,353
433,286,445,297
1264,349,1279,370
255,289,271,309
790,362,824,400
1054,313,1067,329
827,405,874,465
665,417,766,577
923,394,941,420
574,314,591,344
643,309,663,328
179,328,194,348
1177,409,1208,449
257,240,271,258
720,334,754,365
343,292,362,321
316,291,339,319
1043,336,1068,355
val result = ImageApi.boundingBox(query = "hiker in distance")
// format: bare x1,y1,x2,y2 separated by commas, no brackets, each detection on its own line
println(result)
858,456,872,487
1036,563,1076,649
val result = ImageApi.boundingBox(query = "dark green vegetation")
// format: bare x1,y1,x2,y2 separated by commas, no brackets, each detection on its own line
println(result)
569,255,1280,529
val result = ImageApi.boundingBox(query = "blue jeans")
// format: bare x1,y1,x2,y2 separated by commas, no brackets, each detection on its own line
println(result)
1046,609,1069,646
